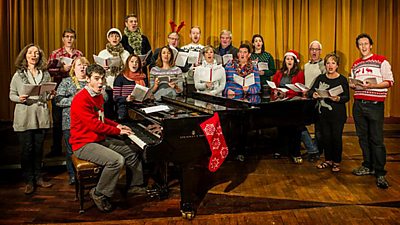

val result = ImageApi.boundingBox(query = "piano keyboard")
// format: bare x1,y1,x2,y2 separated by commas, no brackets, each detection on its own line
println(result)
127,123,160,150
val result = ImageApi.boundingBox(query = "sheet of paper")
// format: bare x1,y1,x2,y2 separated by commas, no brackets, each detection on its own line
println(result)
233,75,244,86
175,51,189,67
257,62,269,70
93,55,106,67
60,57,73,66
266,81,276,89
315,89,330,98
131,84,150,102
214,54,223,65
40,82,57,94
328,85,344,96
222,54,233,65
141,105,170,114
107,57,121,67
187,51,200,64
294,82,309,91
138,50,152,62
244,73,255,86
285,83,302,92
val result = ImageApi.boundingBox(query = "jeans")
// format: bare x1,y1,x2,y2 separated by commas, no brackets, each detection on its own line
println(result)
18,129,46,184
74,137,143,197
301,127,318,154
63,130,75,179
353,100,386,176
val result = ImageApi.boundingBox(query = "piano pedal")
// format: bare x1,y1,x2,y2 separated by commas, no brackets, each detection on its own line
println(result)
180,202,196,220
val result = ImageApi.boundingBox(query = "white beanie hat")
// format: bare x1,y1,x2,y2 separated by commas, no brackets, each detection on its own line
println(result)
106,28,122,38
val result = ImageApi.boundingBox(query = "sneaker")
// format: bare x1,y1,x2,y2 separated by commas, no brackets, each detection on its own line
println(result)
292,156,303,164
89,188,113,212
69,176,76,185
352,166,375,176
36,178,53,188
128,186,147,195
376,176,389,189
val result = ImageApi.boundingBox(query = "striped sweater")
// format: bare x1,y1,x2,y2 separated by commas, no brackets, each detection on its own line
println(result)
351,54,394,102
223,62,261,96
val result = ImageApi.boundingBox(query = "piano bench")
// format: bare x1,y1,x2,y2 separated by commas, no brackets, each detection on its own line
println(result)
71,154,103,214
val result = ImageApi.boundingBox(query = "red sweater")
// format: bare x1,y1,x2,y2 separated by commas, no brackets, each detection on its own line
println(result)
272,70,305,98
70,89,120,151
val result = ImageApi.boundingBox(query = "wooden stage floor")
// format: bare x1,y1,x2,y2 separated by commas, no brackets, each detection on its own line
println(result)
0,124,399,224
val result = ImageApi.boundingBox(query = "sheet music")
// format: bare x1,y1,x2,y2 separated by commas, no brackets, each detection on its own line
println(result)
266,81,277,89
222,54,233,65
60,57,73,66
257,62,269,70
187,51,200,64
175,51,189,67
328,85,344,96
141,105,170,114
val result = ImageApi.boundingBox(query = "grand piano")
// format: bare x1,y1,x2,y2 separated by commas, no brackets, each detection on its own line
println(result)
125,92,316,219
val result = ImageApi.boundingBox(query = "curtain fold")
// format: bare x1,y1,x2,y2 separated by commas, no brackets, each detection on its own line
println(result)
1,0,399,120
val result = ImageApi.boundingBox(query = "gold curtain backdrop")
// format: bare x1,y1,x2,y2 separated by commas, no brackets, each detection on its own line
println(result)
0,0,399,120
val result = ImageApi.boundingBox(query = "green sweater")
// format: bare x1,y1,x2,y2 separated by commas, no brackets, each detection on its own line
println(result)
250,52,276,84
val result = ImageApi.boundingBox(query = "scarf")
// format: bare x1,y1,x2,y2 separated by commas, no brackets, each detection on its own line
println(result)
233,60,253,77
106,43,125,75
124,27,143,55
124,71,146,86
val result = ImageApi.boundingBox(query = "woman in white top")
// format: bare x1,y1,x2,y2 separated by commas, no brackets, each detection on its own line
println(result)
194,46,226,96
98,28,129,119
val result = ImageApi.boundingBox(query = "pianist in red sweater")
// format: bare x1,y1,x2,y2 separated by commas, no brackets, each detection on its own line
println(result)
70,64,145,212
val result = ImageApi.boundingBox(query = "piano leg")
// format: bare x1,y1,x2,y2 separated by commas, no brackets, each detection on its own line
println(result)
178,159,206,220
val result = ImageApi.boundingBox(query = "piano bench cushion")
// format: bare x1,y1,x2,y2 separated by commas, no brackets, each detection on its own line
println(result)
71,154,103,180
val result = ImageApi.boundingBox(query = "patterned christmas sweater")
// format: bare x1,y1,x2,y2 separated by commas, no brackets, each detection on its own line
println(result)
351,54,394,102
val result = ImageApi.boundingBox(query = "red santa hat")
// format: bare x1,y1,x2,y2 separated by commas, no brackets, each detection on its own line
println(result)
284,50,300,63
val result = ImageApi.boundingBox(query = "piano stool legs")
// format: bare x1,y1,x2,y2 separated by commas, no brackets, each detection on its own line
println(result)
71,154,103,214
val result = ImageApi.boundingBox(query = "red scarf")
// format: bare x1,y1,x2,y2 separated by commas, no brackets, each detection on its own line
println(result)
124,71,146,86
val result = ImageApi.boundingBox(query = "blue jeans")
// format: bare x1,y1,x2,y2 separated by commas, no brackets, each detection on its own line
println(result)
63,130,75,179
301,127,318,154
353,100,386,176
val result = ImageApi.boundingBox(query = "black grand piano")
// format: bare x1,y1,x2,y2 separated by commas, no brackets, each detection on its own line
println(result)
125,92,316,219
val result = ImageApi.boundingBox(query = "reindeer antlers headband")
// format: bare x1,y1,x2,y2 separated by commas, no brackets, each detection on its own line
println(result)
169,19,185,33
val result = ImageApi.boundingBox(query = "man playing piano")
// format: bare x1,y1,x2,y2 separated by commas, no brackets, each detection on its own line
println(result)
69,64,145,212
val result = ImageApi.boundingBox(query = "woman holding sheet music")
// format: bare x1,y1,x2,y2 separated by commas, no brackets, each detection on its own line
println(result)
250,34,276,84
9,44,55,194
272,50,304,163
55,57,90,185
193,45,226,96
150,46,183,101
223,43,261,98
113,54,147,121
308,52,349,172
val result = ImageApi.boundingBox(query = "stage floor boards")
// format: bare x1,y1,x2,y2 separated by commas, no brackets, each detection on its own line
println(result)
0,124,399,224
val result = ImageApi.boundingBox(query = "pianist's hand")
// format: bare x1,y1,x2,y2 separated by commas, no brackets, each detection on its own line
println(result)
117,124,132,132
120,129,133,136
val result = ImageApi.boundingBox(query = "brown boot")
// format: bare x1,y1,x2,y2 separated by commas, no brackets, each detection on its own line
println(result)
36,178,53,188
24,183,35,195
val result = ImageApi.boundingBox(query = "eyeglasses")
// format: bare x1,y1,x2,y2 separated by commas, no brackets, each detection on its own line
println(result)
310,48,321,52
64,35,75,39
